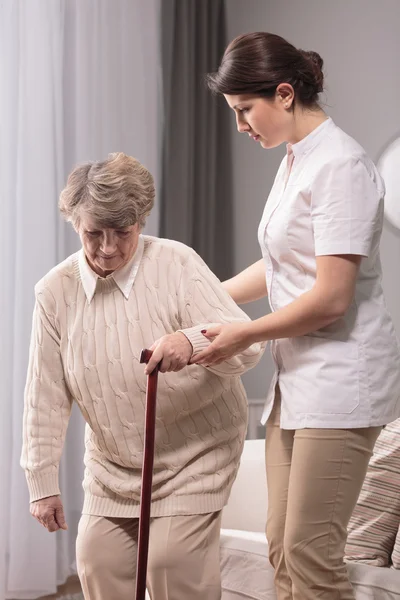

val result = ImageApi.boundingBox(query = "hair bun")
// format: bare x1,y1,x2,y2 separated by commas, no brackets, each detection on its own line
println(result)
299,49,324,93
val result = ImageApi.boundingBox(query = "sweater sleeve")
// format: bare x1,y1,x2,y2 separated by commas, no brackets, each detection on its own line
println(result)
178,252,265,377
21,291,73,502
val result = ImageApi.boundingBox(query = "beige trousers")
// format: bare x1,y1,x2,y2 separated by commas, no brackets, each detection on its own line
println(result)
76,511,222,600
266,392,381,600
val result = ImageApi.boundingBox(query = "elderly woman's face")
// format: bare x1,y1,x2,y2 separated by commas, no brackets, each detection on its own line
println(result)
78,215,141,277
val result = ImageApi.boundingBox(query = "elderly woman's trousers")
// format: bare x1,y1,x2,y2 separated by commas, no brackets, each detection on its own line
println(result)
76,510,222,600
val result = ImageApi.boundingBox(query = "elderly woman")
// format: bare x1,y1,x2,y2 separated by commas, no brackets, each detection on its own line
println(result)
21,152,264,600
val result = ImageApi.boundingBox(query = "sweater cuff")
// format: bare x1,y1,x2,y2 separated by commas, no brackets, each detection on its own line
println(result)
178,324,214,357
26,471,61,502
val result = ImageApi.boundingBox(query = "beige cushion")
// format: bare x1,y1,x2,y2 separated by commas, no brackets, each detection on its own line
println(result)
345,420,400,566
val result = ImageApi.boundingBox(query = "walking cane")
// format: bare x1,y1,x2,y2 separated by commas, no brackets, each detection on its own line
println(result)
135,349,159,600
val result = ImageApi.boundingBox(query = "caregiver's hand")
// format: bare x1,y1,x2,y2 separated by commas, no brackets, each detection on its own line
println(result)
190,322,254,366
30,495,68,532
145,332,193,374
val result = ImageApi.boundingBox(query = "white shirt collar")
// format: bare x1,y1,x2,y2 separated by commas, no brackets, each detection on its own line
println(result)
78,235,145,303
288,117,333,158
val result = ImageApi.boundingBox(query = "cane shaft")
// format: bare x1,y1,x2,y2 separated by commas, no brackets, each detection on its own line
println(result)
135,350,159,600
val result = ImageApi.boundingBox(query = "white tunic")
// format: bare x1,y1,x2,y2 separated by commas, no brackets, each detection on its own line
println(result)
259,118,400,429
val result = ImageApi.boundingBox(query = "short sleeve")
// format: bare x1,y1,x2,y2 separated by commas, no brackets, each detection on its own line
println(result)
310,157,383,257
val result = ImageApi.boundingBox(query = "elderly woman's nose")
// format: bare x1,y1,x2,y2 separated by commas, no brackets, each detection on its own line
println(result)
100,232,117,253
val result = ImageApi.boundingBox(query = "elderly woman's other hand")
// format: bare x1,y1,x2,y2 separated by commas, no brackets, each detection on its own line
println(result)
30,495,68,532
144,333,193,375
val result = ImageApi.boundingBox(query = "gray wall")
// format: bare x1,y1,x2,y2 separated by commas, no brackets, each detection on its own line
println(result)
225,0,400,401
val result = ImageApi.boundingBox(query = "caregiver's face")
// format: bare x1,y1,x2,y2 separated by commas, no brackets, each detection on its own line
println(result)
224,92,292,149
79,215,141,277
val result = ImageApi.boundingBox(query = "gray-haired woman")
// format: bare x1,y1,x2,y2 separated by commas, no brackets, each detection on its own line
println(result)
21,152,264,600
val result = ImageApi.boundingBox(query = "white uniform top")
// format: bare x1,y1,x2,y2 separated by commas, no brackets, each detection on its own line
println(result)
259,118,400,429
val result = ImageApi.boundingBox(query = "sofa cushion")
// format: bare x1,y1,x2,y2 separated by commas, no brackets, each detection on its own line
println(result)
220,530,275,600
222,439,267,533
345,420,400,566
220,529,400,600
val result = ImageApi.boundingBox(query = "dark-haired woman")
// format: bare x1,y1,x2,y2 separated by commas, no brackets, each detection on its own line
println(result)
191,32,400,600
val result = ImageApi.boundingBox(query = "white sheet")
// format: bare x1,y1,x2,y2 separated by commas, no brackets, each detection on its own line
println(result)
220,529,400,600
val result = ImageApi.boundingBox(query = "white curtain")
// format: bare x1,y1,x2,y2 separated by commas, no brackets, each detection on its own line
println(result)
0,1,160,598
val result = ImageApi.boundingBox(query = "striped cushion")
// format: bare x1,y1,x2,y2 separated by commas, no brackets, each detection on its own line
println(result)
345,419,400,567
393,526,400,569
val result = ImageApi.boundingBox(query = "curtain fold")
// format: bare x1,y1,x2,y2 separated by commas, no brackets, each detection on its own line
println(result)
1,4,67,598
0,2,160,598
159,0,234,281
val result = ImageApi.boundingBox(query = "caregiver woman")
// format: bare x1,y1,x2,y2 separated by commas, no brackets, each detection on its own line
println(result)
194,32,400,600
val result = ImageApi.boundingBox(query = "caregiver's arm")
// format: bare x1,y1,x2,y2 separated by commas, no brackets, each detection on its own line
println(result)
222,259,268,304
192,254,361,366
247,254,361,340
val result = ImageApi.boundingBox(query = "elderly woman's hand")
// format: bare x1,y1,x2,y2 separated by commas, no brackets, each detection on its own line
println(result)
30,495,68,532
190,322,254,366
144,332,193,375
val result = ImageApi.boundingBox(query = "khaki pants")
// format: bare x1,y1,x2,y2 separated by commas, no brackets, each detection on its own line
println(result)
76,511,222,600
266,393,381,600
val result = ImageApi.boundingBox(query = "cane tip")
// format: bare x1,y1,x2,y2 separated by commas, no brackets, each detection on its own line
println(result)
140,349,153,364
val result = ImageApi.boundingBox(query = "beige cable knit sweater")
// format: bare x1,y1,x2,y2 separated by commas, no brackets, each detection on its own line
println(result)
21,236,264,517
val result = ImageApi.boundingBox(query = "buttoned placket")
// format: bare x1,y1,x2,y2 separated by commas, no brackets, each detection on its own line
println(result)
262,146,295,379
265,145,295,312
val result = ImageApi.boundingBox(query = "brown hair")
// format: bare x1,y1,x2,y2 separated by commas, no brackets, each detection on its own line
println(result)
207,32,324,108
59,152,155,230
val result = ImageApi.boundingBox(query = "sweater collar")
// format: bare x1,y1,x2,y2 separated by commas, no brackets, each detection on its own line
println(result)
78,235,144,303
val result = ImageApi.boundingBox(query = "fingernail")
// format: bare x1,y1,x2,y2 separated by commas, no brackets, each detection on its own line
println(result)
201,330,207,335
